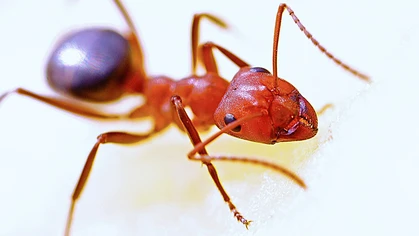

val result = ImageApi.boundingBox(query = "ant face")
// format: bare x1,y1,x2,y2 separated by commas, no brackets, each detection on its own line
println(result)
214,67,318,144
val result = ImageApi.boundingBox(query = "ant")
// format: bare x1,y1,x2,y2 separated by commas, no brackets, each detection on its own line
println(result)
0,0,371,235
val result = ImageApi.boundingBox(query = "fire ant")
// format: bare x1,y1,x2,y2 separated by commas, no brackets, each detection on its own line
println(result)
0,0,371,235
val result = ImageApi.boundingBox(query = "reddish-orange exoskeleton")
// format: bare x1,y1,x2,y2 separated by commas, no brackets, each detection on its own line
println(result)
0,1,370,235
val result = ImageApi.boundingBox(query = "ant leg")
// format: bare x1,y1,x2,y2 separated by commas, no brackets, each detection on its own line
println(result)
173,96,306,187
316,103,335,143
272,4,371,82
200,42,250,73
170,95,252,227
171,96,306,228
316,103,334,116
64,128,166,236
113,0,147,91
0,88,158,121
118,2,231,76
0,88,121,119
191,14,228,74
113,0,141,44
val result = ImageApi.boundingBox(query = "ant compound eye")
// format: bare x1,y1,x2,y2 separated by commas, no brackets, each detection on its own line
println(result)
224,113,241,132
250,67,271,74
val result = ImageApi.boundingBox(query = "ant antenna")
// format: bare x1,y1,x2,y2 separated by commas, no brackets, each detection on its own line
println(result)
272,4,371,89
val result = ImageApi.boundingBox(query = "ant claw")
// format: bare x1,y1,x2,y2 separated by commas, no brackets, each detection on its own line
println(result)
243,220,253,229
232,209,252,229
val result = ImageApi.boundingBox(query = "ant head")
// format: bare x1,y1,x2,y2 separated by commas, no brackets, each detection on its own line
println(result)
214,67,318,144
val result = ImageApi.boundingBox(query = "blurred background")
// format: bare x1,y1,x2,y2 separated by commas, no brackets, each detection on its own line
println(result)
0,0,417,235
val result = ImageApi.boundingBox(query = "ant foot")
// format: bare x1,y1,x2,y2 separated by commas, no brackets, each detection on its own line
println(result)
232,209,252,229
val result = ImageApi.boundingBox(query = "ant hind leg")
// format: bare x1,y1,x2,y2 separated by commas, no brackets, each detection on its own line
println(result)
0,88,122,120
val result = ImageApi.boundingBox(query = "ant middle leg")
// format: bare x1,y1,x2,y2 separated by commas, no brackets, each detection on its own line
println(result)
199,41,250,73
191,13,228,74
64,124,169,236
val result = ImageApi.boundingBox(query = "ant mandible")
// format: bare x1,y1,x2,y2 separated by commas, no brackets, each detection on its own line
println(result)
0,1,371,235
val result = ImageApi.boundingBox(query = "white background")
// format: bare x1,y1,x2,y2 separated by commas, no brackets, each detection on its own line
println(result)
0,0,418,235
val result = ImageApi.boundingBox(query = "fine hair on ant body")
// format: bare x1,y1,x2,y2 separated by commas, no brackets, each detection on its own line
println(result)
0,1,371,235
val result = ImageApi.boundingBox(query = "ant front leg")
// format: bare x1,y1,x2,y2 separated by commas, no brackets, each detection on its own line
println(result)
170,96,252,227
317,103,334,116
170,96,306,229
64,127,166,236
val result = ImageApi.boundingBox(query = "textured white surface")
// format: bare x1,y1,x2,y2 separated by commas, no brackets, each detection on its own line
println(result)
0,0,417,236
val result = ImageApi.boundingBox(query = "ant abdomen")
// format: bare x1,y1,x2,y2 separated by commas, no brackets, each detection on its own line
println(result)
46,28,132,102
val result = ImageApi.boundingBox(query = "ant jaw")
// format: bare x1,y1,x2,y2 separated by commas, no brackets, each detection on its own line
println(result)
297,94,318,136
270,94,318,143
271,124,317,143
272,116,318,143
